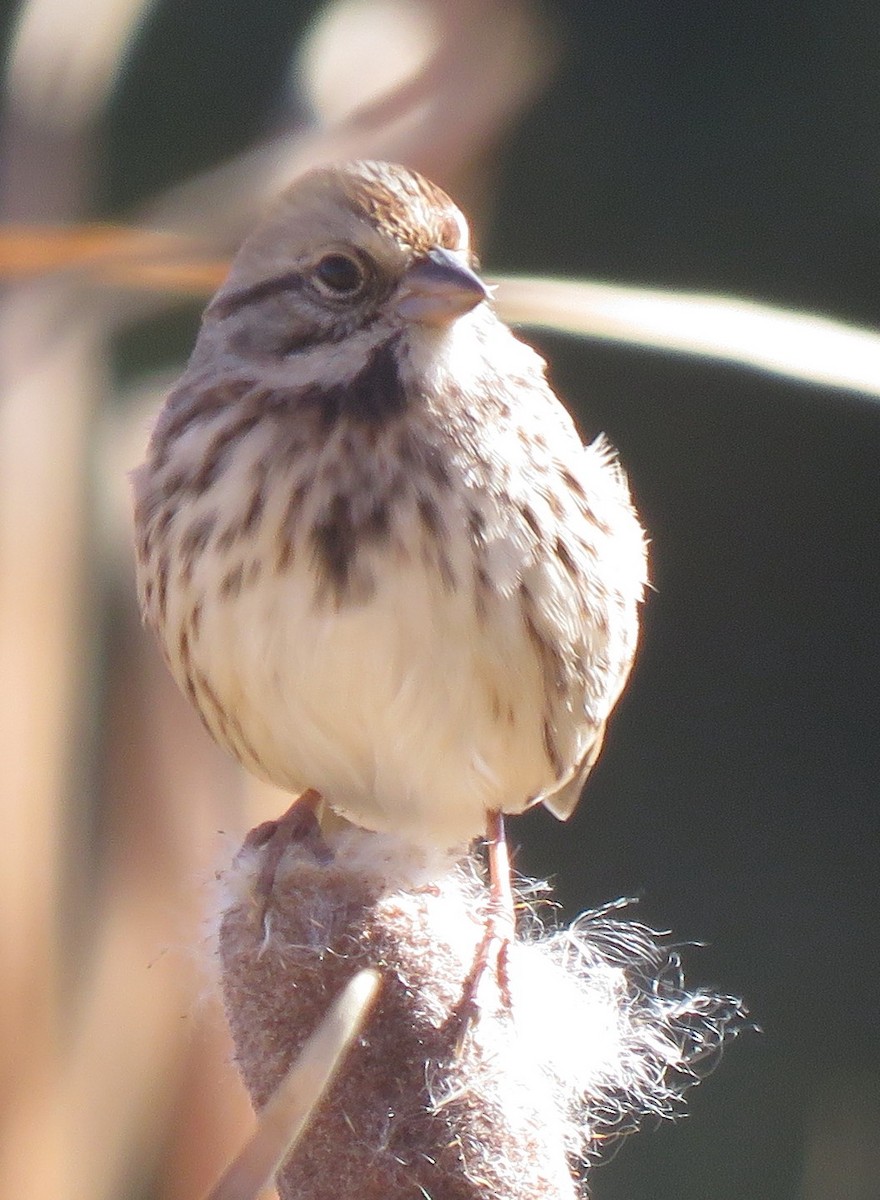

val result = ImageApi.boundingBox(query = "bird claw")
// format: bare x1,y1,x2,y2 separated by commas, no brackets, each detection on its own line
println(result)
245,789,330,932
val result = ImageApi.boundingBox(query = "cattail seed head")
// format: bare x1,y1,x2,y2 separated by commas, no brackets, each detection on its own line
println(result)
217,826,747,1199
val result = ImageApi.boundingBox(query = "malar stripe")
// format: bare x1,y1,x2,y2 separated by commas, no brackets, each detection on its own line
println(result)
297,336,408,428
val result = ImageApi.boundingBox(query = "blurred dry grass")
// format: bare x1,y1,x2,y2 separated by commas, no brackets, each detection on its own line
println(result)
2,2,879,1198
0,3,556,1197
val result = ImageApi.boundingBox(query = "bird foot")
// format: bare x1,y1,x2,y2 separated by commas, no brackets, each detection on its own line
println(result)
454,811,516,1042
244,789,331,932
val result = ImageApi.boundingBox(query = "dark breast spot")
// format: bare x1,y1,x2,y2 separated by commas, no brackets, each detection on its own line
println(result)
219,563,244,599
309,489,395,606
417,493,445,536
192,411,264,492
555,536,580,579
217,479,267,552
156,553,170,622
309,494,357,600
179,513,217,574
150,380,249,471
559,466,587,502
468,506,487,544
190,601,203,640
519,503,541,540
395,427,452,489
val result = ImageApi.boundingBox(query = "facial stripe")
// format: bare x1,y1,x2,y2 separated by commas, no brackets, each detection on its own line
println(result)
296,336,408,428
208,270,306,319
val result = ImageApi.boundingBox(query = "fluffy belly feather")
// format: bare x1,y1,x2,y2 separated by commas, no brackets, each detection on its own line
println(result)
178,549,565,848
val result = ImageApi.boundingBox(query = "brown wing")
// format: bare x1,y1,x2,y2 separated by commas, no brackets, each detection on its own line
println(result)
540,719,608,820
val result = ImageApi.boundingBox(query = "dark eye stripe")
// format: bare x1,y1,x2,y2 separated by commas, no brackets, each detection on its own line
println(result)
208,270,305,319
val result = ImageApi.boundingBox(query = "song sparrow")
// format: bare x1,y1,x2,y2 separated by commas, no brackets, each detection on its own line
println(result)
133,161,647,902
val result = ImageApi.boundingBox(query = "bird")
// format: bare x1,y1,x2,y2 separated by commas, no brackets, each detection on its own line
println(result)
132,160,647,979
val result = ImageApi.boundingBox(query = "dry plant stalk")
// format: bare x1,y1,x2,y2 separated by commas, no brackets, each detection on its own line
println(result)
216,826,747,1200
208,968,380,1200
3,226,880,398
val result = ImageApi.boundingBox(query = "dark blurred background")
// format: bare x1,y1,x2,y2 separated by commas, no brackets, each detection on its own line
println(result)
505,6,880,1198
2,1,878,1197
504,7,880,1198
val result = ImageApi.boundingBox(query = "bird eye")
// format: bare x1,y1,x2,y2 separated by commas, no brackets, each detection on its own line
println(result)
312,252,368,299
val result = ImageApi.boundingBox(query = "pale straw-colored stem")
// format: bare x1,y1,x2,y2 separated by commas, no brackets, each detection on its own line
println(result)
208,970,379,1200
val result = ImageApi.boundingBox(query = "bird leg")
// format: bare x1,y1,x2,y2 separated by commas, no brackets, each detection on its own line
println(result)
456,809,516,1036
244,788,330,930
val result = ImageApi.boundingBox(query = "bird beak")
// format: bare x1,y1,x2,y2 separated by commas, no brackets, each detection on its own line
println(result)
395,248,489,326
